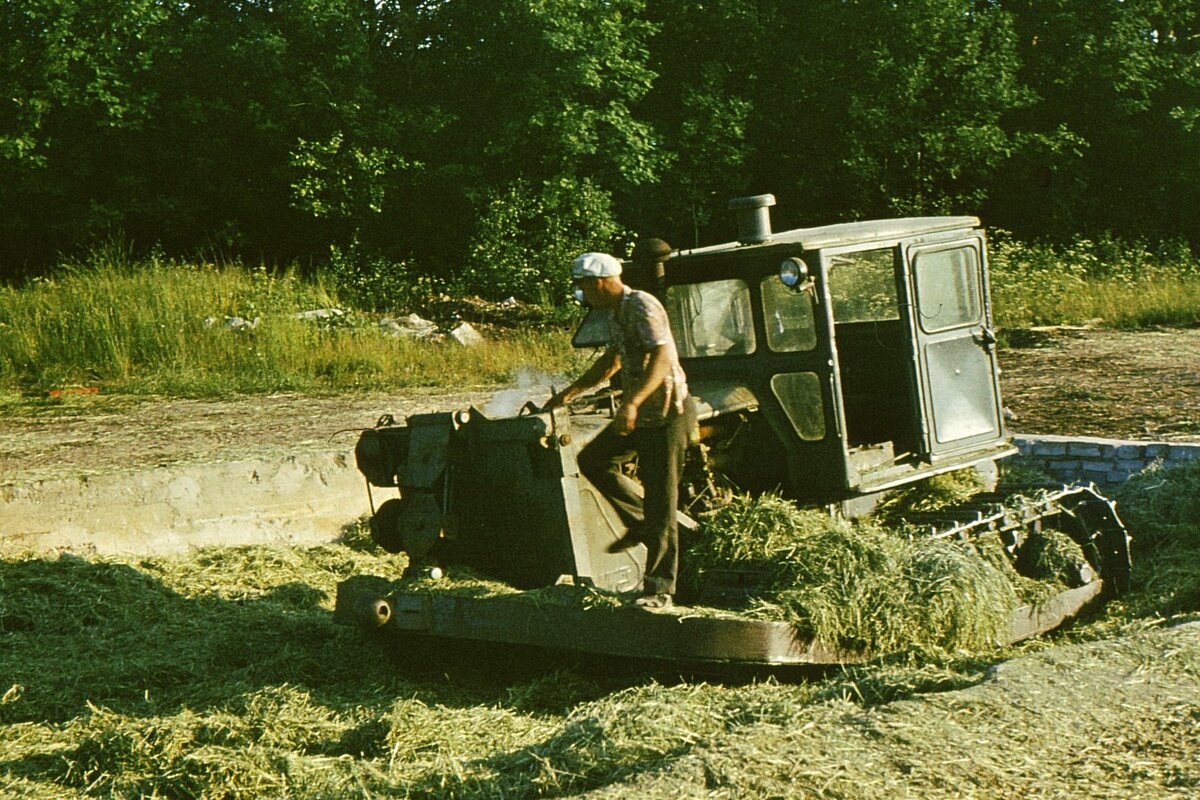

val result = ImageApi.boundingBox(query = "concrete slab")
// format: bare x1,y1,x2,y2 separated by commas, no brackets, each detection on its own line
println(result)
0,450,374,556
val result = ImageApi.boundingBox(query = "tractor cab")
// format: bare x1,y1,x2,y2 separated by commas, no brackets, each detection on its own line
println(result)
576,195,1014,506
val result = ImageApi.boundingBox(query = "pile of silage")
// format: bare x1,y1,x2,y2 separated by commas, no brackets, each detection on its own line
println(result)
1,515,1195,799
0,536,414,726
683,494,1024,656
1117,458,1200,551
872,467,987,521
1114,458,1200,621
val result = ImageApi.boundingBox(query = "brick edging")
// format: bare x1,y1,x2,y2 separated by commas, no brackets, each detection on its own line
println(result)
1012,434,1200,486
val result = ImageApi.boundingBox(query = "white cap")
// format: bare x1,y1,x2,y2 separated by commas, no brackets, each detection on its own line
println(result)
572,252,622,278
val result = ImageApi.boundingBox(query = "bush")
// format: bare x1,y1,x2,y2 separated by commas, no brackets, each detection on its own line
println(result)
461,177,630,305
320,238,439,313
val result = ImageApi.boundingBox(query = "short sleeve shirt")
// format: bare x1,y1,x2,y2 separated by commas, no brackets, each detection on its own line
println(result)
608,288,689,427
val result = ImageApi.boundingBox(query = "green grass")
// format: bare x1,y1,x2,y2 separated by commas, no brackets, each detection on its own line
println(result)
0,254,586,399
989,234,1200,329
3,234,1199,403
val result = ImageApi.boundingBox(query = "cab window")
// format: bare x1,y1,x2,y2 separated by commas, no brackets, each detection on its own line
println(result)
665,279,756,357
761,276,817,352
828,248,899,322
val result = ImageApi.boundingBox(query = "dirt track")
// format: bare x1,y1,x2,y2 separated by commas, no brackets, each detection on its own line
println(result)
1,328,1198,485
0,389,496,484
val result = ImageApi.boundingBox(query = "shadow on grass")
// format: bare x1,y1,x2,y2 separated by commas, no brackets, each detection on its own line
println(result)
403,715,688,799
0,552,677,798
0,552,1024,799
0,554,567,728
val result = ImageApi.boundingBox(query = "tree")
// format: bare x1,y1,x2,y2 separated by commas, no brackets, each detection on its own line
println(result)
2,0,1196,278
0,0,168,273
996,0,1200,243
425,0,661,295
749,1,1034,222
633,0,1038,245
631,0,761,248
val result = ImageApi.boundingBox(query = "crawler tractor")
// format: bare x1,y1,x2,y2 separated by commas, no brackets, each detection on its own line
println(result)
336,196,1130,667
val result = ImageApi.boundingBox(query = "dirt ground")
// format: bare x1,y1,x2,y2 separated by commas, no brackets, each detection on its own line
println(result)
0,388,501,483
998,326,1200,441
1,327,1198,484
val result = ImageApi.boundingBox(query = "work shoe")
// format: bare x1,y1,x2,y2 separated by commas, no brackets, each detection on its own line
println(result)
605,527,643,554
634,593,673,612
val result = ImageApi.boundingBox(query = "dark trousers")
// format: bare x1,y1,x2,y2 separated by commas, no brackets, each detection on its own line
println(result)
577,398,695,595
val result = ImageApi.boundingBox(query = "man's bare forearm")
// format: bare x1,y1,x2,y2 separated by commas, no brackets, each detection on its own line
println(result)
545,349,620,409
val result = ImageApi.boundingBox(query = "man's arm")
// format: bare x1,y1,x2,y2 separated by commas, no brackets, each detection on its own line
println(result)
543,348,622,410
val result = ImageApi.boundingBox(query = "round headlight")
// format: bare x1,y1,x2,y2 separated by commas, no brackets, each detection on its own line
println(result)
779,257,808,288
573,287,586,304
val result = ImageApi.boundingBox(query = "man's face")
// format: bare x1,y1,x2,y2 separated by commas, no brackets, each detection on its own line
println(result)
574,276,619,308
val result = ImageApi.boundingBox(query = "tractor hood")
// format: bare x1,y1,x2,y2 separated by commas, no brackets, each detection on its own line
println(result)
689,379,759,422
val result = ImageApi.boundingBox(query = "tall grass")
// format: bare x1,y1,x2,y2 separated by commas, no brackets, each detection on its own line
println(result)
989,233,1200,329
0,251,584,397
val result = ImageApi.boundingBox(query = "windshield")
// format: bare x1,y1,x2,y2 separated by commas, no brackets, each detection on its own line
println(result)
665,279,756,357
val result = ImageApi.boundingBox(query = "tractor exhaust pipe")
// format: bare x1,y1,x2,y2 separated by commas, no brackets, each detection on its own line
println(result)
729,194,776,245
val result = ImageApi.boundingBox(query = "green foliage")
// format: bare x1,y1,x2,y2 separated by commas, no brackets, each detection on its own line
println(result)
1,0,1198,291
290,133,416,222
319,238,436,313
995,0,1200,242
827,0,1031,216
461,177,629,304
432,0,662,189
989,232,1200,328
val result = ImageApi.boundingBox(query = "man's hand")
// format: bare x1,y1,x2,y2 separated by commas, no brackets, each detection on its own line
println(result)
542,390,569,412
612,401,639,435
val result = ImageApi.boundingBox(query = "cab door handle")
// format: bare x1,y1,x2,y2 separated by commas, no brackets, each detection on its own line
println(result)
973,326,997,352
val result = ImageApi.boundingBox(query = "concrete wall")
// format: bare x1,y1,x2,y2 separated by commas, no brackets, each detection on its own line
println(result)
1013,434,1200,487
1,451,375,556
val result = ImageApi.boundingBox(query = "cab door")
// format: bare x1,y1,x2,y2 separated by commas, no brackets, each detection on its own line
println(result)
904,237,1005,457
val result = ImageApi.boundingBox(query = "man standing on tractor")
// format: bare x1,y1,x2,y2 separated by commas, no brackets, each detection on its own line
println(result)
543,251,695,611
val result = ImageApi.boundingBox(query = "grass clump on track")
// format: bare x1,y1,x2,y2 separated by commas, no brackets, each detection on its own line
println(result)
684,494,1019,656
